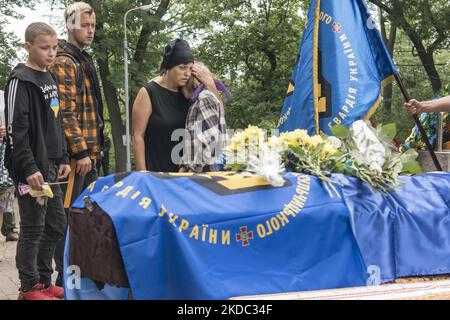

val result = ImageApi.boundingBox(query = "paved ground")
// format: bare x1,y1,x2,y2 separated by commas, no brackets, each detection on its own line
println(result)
0,235,20,300
0,199,20,300
0,200,59,300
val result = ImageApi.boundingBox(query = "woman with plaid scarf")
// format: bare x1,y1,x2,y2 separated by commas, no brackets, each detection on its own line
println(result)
179,62,231,173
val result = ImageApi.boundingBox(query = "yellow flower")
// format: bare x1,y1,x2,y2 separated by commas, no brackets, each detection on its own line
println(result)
286,135,300,148
304,135,324,148
292,129,308,141
320,143,339,159
243,125,265,145
229,131,245,151
230,140,240,151
279,129,309,148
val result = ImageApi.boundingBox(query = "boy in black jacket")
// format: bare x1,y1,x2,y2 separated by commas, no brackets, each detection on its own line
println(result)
4,22,71,300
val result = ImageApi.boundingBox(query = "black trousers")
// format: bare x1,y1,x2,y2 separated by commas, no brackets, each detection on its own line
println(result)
16,163,66,291
54,161,97,287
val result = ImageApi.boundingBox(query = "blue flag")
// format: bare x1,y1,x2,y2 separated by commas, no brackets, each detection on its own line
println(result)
67,172,368,299
278,0,397,135
334,172,450,282
65,171,450,300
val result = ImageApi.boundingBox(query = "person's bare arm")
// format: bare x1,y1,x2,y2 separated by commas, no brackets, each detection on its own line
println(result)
132,87,152,171
191,64,220,101
404,96,450,115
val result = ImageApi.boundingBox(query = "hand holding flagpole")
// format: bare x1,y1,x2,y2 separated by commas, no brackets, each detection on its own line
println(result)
394,74,443,171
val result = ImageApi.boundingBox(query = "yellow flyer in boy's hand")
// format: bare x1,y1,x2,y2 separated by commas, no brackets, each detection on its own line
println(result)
29,184,54,198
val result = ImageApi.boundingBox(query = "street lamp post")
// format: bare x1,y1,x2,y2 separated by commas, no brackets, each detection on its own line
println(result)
123,4,155,171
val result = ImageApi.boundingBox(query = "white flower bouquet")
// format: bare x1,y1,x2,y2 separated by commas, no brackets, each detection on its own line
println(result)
222,121,422,192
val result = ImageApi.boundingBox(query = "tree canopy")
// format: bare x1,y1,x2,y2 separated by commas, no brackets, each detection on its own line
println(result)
1,0,449,171
0,0,35,88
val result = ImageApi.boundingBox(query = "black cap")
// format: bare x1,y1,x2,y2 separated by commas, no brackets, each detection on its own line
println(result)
161,39,194,70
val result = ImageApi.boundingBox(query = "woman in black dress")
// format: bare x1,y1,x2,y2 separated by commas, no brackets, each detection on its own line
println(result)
132,39,217,172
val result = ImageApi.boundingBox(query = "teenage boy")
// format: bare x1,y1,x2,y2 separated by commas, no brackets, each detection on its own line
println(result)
4,22,71,300
49,2,105,287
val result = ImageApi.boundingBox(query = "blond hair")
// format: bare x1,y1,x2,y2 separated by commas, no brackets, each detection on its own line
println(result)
65,2,94,29
24,22,57,43
184,61,212,94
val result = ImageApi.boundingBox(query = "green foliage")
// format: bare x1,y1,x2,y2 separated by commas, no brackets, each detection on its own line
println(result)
330,125,350,139
2,0,448,172
0,0,35,88
401,160,423,175
0,32,21,89
369,0,450,52
377,123,397,143
335,121,422,191
401,148,423,174
369,0,450,144
179,0,304,129
373,27,450,144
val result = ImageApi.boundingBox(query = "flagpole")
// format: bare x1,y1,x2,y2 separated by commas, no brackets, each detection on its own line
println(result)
394,73,443,171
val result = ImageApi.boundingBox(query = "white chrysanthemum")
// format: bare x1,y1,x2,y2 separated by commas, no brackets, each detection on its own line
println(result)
245,144,285,187
326,136,342,149
350,120,386,174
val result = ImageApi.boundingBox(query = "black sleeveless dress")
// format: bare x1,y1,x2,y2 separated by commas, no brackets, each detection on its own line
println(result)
143,81,189,172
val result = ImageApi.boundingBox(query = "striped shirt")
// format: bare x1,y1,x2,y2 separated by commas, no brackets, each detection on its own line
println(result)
0,142,13,189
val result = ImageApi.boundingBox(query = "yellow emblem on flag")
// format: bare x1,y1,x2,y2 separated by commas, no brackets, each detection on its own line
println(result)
287,82,295,95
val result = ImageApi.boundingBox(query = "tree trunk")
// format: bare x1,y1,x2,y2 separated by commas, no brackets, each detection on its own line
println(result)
133,0,170,65
89,0,127,171
87,0,171,172
128,0,170,120
369,0,442,94
97,59,127,172
404,30,442,94
262,48,277,90
419,53,442,94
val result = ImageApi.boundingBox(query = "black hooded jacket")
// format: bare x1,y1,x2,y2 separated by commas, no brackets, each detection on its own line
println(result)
3,63,68,184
